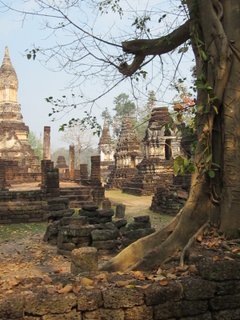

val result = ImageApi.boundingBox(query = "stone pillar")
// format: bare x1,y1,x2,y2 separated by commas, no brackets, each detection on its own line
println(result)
41,159,54,190
90,155,101,185
0,159,7,191
43,126,51,160
41,159,59,196
69,145,75,181
80,163,88,184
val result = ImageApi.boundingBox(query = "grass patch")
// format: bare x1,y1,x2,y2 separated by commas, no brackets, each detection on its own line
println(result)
0,222,47,242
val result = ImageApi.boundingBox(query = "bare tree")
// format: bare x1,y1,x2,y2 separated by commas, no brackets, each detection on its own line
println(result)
61,125,96,167
2,0,240,271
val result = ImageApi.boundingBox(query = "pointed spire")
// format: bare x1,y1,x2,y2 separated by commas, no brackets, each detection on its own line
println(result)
2,46,11,67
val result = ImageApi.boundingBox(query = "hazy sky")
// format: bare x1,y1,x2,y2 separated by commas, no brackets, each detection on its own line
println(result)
0,0,193,150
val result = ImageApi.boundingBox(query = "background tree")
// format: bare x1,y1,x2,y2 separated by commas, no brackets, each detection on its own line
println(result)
61,125,97,167
112,93,136,137
28,131,43,160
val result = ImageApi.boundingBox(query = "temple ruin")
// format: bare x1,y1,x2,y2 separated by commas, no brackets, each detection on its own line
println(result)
98,119,114,185
107,116,142,188
123,107,183,195
0,47,40,184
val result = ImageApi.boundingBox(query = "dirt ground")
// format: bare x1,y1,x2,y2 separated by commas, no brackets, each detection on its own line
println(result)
0,189,169,290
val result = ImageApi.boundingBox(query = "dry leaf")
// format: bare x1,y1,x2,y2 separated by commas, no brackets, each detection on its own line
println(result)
212,256,220,262
188,264,198,273
94,273,108,282
224,256,234,261
80,277,94,287
115,280,132,287
159,279,169,286
58,284,73,294
131,271,145,280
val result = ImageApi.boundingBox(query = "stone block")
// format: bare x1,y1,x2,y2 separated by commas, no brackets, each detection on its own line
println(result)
215,280,240,296
114,219,128,229
124,305,153,320
91,229,119,241
145,282,182,306
212,309,240,320
209,293,240,311
24,292,76,315
179,312,212,320
58,242,76,251
103,287,144,308
99,209,114,217
60,225,95,237
0,294,24,319
71,247,98,274
134,215,150,223
115,204,126,218
153,300,208,319
83,308,124,320
82,205,98,211
181,278,216,300
92,239,121,250
42,310,81,320
102,198,111,210
77,289,103,311
198,259,240,280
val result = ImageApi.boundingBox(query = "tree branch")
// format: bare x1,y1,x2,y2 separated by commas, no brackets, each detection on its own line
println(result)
122,20,190,56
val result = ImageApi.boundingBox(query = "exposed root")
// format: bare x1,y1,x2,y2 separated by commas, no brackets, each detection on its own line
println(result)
179,222,209,267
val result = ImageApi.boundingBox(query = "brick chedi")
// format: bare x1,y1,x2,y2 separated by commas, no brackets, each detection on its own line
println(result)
123,107,182,195
107,116,142,189
98,119,114,185
55,155,69,180
0,47,40,175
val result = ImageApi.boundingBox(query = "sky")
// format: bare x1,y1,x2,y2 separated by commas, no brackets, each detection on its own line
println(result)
0,0,193,151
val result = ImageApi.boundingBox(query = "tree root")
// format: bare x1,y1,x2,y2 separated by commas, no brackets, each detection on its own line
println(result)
100,209,183,272
179,222,209,267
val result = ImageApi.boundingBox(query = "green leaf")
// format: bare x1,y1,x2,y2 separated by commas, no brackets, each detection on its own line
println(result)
208,170,215,178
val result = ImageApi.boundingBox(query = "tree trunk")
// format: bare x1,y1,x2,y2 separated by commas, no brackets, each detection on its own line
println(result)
101,0,240,272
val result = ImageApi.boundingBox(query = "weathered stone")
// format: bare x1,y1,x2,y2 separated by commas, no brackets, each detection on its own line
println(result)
134,215,150,223
180,313,212,320
145,282,182,306
181,278,216,300
77,289,103,311
92,240,121,250
115,204,126,218
153,300,208,319
212,309,240,320
209,293,240,311
124,305,153,320
91,229,119,241
71,247,98,274
215,280,240,296
198,259,240,280
24,292,76,315
60,225,95,237
103,287,144,308
113,218,128,229
42,310,81,320
83,308,124,320
99,209,114,217
102,198,111,210
0,294,24,319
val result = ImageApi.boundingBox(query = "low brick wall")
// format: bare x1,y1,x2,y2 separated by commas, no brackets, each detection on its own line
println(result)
0,190,73,224
1,258,240,319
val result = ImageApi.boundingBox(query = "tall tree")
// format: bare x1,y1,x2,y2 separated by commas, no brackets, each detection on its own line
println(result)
4,0,240,271
28,131,43,160
112,93,136,137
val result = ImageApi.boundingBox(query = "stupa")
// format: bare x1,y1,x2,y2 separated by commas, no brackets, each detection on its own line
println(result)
122,107,183,195
0,47,40,176
98,119,114,184
107,116,142,188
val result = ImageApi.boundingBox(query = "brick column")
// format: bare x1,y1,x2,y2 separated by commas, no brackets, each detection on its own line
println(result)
41,160,59,196
43,126,51,160
69,145,75,180
0,159,7,191
90,155,101,185
80,163,88,184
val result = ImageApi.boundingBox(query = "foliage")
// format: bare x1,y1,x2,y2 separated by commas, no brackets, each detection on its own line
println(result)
28,131,43,160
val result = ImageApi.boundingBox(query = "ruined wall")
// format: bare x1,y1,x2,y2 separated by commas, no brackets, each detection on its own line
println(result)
1,258,240,319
